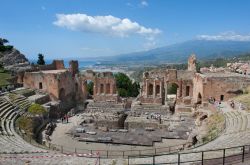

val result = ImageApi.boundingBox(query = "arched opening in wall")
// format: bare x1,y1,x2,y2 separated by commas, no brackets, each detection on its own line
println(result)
39,82,43,89
86,80,94,99
167,83,178,97
100,84,104,94
106,83,111,94
148,83,153,96
59,88,65,101
186,86,190,96
197,93,202,104
155,85,160,96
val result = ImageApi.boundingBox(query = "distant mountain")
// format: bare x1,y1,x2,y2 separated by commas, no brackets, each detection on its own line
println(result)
102,40,250,64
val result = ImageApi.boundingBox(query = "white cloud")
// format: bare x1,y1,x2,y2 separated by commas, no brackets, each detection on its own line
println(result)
53,13,160,37
141,1,148,7
197,31,250,41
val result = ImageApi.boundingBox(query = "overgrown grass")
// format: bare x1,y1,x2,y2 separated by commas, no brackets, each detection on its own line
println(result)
17,116,34,135
234,87,250,112
202,112,225,143
0,69,11,86
28,104,48,115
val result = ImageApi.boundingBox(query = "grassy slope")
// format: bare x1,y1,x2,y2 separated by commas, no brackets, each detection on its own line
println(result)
234,88,250,112
0,68,11,86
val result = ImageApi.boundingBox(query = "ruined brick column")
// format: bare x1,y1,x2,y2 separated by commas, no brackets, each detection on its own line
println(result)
145,80,148,97
153,79,156,98
104,83,107,95
159,82,162,98
164,82,168,105
93,80,97,95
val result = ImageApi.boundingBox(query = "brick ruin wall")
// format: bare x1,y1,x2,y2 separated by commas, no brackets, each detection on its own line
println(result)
23,71,76,102
193,74,250,103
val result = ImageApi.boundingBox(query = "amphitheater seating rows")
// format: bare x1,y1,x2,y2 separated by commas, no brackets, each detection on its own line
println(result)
2,96,250,164
0,96,46,154
194,110,250,152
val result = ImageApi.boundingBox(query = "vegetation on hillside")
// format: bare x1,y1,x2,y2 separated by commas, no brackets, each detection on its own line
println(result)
37,53,45,65
0,38,13,52
0,67,11,86
28,104,48,115
115,72,140,97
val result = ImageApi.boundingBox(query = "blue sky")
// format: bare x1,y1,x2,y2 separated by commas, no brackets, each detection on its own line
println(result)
1,0,250,60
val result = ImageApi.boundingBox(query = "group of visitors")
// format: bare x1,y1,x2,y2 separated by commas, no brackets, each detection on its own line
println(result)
230,100,235,108
146,113,162,124
208,97,216,104
61,114,69,123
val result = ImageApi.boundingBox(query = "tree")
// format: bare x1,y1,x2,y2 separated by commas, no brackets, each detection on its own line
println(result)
87,81,94,95
37,53,45,65
0,38,8,46
114,72,140,97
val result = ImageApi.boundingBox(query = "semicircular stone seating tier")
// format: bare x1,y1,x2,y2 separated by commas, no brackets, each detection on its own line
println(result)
1,97,250,164
0,96,47,154
127,102,250,164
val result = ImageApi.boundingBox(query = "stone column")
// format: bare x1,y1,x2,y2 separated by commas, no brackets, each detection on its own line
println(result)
110,82,114,95
104,82,107,95
153,79,156,98
164,82,168,105
159,82,162,98
145,80,148,97
93,81,97,95
179,81,182,98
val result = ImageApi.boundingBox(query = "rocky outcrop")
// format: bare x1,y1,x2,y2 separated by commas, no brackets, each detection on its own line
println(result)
0,48,29,66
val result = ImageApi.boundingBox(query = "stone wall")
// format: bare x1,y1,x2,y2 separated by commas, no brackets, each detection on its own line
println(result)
193,73,250,103
23,70,76,103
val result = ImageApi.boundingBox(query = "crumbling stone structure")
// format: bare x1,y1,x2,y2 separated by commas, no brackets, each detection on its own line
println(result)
139,68,195,106
81,70,119,103
22,61,121,111
138,54,250,111
188,54,197,71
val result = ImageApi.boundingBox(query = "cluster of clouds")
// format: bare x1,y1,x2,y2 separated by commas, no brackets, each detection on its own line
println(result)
54,13,160,50
197,31,250,41
53,13,160,38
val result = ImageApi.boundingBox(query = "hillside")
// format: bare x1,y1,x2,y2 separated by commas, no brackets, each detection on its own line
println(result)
0,38,29,66
101,40,250,64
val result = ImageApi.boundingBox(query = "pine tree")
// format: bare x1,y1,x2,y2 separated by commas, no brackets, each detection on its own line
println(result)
37,53,45,65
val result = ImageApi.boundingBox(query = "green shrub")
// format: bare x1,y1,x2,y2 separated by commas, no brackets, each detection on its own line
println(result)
28,104,47,115
114,72,140,97
18,116,34,135
0,45,13,52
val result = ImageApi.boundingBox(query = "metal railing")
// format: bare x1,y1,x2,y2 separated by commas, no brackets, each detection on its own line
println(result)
128,144,250,165
47,142,187,158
